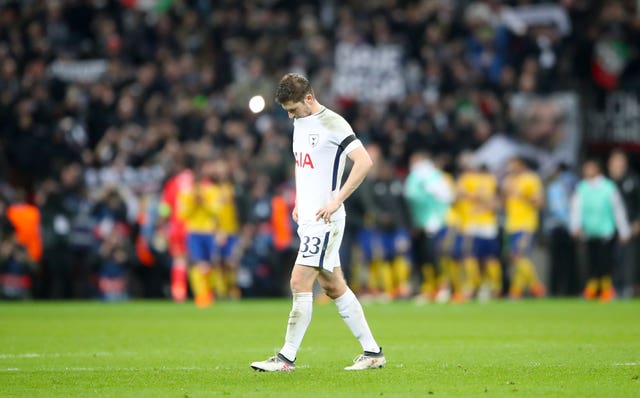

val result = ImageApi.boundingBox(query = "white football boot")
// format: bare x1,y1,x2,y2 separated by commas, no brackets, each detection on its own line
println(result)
344,349,386,370
251,353,296,372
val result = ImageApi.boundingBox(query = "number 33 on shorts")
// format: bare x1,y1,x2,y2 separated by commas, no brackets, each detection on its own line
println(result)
295,220,345,271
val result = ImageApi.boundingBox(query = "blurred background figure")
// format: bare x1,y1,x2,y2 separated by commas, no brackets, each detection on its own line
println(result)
456,154,502,302
159,159,193,302
178,160,220,308
544,163,579,297
502,157,546,299
404,151,454,303
0,194,36,299
211,158,241,300
571,159,630,302
607,150,640,298
358,155,410,301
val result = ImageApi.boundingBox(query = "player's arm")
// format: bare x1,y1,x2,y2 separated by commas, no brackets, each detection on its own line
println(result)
316,145,373,223
611,187,631,243
528,178,545,209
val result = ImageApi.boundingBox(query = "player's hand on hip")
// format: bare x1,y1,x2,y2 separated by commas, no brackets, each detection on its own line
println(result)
292,206,298,223
316,199,341,224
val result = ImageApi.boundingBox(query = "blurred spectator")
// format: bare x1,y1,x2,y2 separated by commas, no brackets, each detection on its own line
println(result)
607,150,640,298
0,195,35,299
571,158,630,302
502,157,546,299
545,162,579,296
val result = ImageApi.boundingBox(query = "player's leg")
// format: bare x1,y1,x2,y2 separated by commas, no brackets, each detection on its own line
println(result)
419,236,437,301
599,238,616,302
583,238,599,299
519,233,545,297
449,232,466,302
359,228,379,296
279,264,318,361
378,231,395,300
222,235,241,299
169,223,188,302
463,235,480,299
484,237,502,298
317,267,385,370
391,230,411,298
186,233,214,307
251,263,317,372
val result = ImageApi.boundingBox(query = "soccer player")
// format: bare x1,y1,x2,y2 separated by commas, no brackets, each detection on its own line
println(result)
178,161,221,307
211,158,241,299
404,152,454,302
251,73,385,372
570,158,630,301
502,157,545,299
159,161,194,302
457,160,501,301
365,159,411,300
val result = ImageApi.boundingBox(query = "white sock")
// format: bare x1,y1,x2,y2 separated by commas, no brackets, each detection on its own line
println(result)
334,289,380,353
279,292,313,362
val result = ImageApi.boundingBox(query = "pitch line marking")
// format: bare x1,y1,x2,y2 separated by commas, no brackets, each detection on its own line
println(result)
0,352,115,359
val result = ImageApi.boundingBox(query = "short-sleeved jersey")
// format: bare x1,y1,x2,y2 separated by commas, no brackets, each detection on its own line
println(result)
503,171,543,233
457,171,498,236
177,182,221,233
292,107,363,223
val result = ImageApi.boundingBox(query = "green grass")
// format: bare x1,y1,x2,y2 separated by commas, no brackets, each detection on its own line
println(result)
0,299,639,397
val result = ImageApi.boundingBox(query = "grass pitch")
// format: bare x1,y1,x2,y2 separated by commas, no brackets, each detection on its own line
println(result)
1,299,639,397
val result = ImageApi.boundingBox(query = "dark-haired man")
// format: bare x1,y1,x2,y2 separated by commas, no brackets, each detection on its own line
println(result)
251,73,385,372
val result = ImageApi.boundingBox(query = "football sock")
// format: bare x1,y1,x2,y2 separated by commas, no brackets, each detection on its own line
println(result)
188,267,208,297
464,258,480,294
438,256,451,288
334,289,379,353
280,292,313,362
600,276,613,291
392,256,410,296
449,260,462,295
170,260,187,302
380,261,394,296
509,260,526,298
210,267,226,298
486,258,502,294
420,264,436,297
518,257,542,291
368,259,381,293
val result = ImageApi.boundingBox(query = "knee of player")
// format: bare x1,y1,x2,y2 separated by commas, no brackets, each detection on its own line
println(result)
290,276,312,294
319,278,346,299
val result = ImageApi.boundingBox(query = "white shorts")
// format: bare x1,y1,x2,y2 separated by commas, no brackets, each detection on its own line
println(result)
294,218,345,272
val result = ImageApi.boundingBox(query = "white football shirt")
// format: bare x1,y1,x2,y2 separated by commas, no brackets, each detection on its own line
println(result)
292,107,363,223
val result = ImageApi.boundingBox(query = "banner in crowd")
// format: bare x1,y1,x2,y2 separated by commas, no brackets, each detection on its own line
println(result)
332,42,406,103
587,90,640,151
475,92,581,178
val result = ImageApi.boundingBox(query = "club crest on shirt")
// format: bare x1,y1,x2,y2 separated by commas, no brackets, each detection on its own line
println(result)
308,134,319,148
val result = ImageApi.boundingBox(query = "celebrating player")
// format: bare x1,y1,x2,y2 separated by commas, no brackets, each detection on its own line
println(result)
251,73,385,372
502,157,545,299
457,157,502,301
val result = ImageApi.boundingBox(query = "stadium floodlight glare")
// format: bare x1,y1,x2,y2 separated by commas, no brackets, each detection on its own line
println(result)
249,95,266,113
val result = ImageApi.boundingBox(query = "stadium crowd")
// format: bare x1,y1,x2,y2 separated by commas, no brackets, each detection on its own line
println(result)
1,0,640,302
